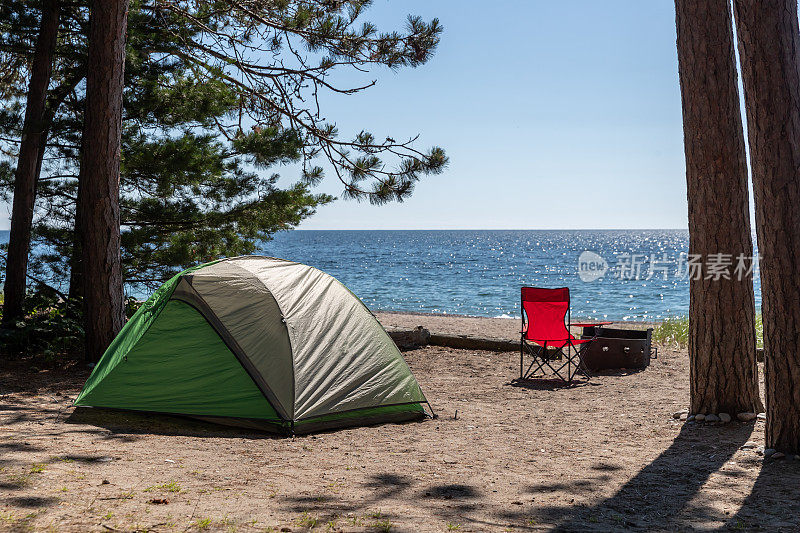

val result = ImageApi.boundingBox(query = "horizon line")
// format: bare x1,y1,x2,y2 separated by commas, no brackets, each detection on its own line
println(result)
284,227,691,231
0,227,692,232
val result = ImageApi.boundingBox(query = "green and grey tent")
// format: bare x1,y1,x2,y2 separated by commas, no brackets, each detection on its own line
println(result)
75,256,431,434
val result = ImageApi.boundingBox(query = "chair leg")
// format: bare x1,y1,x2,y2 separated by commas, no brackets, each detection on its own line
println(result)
550,347,573,381
567,344,571,380
548,342,591,382
521,341,553,380
522,341,587,382
523,345,546,379
576,343,592,379
568,341,592,380
530,348,548,376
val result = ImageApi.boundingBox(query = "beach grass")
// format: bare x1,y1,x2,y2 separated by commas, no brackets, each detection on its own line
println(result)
653,314,764,349
652,317,689,347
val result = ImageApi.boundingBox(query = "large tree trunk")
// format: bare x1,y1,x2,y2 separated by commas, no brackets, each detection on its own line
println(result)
2,0,60,326
78,0,129,362
69,143,84,302
733,0,800,454
675,0,763,415
68,187,83,301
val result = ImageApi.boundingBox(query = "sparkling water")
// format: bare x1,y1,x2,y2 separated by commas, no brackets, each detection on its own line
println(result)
1,229,763,321
261,229,757,321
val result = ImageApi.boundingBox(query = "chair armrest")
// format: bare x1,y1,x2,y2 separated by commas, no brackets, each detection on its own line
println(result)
571,321,613,327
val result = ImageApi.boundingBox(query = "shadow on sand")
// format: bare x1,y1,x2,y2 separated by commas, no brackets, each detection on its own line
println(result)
270,425,776,531
507,424,800,532
507,377,599,391
718,452,800,531
65,406,283,440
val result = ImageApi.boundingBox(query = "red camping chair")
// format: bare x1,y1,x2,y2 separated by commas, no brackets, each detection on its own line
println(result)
519,287,611,382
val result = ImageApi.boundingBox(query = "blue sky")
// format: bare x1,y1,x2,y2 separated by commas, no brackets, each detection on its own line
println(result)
0,1,687,230
293,0,687,230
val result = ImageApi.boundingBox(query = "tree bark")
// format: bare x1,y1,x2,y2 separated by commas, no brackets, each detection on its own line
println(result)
675,0,763,415
2,0,60,326
78,0,129,362
68,184,83,301
69,137,84,302
733,0,800,454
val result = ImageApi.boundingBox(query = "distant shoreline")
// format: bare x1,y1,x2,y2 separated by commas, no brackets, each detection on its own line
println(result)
374,309,516,320
374,308,663,324
277,228,691,232
374,311,659,343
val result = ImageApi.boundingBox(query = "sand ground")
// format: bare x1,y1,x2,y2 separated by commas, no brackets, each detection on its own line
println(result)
1,313,799,532
375,312,654,340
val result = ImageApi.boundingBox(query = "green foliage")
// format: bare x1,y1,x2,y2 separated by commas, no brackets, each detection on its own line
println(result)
653,314,764,348
652,317,689,347
0,0,446,295
755,312,763,349
194,518,211,530
0,288,83,358
297,512,318,528
143,0,448,203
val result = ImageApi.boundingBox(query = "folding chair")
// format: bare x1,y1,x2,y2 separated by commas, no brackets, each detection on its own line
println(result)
519,287,611,382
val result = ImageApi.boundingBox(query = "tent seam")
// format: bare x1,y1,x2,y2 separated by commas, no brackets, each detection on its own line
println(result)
218,256,300,421
171,278,290,421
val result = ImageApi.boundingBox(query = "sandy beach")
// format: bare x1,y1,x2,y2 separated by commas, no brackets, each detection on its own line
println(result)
5,0,799,530
1,312,797,532
375,312,655,341
376,311,521,340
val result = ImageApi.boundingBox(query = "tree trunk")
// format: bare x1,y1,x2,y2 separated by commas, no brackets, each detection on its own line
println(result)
733,0,800,454
2,0,60,326
69,150,83,302
68,198,83,301
675,0,763,415
78,0,129,362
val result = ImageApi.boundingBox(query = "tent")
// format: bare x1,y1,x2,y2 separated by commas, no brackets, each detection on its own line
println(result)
74,256,432,434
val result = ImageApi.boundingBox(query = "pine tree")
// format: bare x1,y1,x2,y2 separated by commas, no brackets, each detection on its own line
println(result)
0,0,446,323
78,0,129,362
733,0,800,454
1,0,60,325
675,0,762,415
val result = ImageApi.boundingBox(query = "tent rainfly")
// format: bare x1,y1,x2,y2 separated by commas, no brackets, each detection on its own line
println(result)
74,256,432,434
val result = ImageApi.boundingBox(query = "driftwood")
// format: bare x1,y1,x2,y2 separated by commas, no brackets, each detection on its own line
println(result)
386,326,431,350
386,326,519,352
428,334,518,352
388,326,768,362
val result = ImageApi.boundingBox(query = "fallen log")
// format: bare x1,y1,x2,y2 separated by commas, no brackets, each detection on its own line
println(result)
429,333,518,352
388,326,764,359
386,326,431,350
386,326,519,352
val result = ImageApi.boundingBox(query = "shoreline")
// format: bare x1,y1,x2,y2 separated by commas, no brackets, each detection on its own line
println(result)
374,308,665,323
375,311,658,343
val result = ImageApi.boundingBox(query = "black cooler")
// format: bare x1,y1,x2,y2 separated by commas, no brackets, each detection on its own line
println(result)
580,326,656,371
